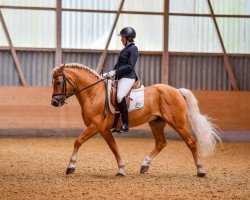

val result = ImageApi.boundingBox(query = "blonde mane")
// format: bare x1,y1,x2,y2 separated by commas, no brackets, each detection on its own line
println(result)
51,63,101,79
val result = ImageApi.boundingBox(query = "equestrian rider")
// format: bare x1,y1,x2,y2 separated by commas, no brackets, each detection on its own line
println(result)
104,27,138,132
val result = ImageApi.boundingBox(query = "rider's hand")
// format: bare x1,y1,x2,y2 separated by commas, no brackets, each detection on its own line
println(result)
103,70,116,79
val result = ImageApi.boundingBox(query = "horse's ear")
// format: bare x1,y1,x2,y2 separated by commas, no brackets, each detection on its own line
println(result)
58,64,65,73
62,63,66,70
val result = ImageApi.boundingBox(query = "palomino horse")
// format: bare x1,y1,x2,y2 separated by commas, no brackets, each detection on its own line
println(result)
51,63,221,177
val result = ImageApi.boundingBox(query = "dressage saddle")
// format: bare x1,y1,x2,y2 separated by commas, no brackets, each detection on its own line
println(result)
110,79,141,132
110,79,141,110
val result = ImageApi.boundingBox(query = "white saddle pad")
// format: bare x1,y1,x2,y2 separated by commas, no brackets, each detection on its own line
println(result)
107,80,144,114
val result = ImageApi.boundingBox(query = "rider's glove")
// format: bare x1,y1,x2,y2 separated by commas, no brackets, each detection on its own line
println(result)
103,70,116,79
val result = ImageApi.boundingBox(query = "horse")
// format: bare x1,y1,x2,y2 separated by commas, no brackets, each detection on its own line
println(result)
51,63,221,177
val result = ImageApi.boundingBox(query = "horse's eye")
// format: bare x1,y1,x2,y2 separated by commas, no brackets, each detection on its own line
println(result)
56,81,61,85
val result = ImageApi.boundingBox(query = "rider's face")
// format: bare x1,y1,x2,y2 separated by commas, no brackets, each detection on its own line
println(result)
121,36,127,46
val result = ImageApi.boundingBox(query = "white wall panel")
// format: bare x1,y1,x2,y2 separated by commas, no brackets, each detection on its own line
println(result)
62,0,163,12
109,14,163,51
0,0,248,53
170,0,250,15
0,9,55,48
217,18,250,53
169,16,221,52
62,12,115,49
211,0,250,15
123,0,163,12
62,0,119,10
170,0,209,14
169,0,250,53
0,22,8,46
0,0,55,7
62,12,163,51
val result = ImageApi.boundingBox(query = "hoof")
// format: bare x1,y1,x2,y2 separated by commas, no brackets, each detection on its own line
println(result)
66,167,75,175
115,173,125,177
197,172,206,178
112,128,122,134
140,165,149,174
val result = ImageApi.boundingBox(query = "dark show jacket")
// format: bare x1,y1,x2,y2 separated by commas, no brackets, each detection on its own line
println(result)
113,43,138,80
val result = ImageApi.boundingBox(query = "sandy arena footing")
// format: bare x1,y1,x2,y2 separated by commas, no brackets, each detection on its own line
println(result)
0,137,249,199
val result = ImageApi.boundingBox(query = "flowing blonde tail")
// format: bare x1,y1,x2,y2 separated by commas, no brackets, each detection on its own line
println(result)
178,88,222,157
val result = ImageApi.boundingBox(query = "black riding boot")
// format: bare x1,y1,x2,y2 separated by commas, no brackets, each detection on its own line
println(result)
118,97,129,132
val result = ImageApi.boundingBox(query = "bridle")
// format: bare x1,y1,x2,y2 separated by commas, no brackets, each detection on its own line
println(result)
52,73,106,102
52,73,76,99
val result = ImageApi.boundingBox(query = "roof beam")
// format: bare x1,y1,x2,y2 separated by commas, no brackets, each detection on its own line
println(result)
0,9,26,86
55,0,62,66
96,0,125,74
207,0,239,90
161,0,170,84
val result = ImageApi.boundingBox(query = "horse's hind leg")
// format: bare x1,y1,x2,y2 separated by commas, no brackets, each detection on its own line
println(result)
140,118,167,173
66,124,99,175
172,119,206,177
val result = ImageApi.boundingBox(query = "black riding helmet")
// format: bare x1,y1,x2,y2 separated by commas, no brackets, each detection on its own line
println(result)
118,27,136,41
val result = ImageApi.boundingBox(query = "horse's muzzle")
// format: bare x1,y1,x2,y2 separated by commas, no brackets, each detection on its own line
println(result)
51,95,66,107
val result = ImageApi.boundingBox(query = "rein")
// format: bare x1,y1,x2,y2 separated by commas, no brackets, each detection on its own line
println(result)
75,78,106,95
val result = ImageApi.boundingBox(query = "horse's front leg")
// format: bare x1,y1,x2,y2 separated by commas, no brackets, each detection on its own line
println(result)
66,124,99,175
100,131,125,176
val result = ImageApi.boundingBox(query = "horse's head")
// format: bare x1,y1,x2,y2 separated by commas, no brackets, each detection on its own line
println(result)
51,66,76,107
51,63,103,107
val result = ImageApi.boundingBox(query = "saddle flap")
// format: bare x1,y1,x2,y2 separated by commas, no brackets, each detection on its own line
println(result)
111,80,118,109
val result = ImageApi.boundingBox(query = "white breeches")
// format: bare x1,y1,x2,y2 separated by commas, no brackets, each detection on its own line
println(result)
117,78,135,103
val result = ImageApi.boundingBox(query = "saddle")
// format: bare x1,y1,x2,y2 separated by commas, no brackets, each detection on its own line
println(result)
110,79,141,110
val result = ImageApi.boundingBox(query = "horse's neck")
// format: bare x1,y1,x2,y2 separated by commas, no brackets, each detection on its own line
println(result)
77,74,97,90
68,69,100,91
72,70,104,106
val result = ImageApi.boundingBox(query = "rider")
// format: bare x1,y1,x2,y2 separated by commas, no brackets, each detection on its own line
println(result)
105,27,138,132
